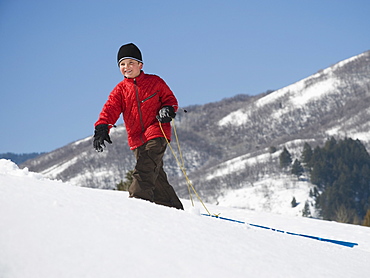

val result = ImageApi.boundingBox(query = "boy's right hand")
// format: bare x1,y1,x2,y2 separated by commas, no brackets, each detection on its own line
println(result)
93,124,112,152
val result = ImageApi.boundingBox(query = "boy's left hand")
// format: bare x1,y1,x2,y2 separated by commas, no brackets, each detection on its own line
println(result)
157,106,176,123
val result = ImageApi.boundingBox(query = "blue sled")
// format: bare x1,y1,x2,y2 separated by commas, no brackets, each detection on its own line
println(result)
201,214,358,248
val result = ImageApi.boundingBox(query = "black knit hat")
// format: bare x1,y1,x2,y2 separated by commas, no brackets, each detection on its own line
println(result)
117,43,143,65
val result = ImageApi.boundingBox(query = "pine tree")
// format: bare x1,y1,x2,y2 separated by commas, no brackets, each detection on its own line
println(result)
309,189,314,198
310,146,327,189
291,197,298,208
302,201,311,217
314,187,319,197
279,147,292,169
291,159,304,178
301,142,313,169
117,170,134,191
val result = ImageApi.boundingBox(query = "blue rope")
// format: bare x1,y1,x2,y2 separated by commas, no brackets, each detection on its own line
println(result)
201,214,358,248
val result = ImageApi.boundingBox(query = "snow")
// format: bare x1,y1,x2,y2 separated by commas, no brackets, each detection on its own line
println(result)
71,136,92,146
1,159,369,278
205,151,278,181
40,156,80,178
218,52,363,128
218,109,251,126
289,77,338,107
218,75,339,127
217,176,316,217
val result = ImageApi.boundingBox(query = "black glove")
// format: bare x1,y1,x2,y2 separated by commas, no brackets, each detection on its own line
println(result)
156,106,176,123
93,124,112,152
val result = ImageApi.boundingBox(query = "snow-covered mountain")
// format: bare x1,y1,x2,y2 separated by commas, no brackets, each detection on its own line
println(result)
1,159,369,278
21,50,370,217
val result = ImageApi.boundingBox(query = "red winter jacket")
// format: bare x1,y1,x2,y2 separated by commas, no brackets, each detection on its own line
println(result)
95,71,178,150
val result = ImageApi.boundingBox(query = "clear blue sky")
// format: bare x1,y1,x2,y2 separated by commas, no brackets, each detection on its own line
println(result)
1,0,369,154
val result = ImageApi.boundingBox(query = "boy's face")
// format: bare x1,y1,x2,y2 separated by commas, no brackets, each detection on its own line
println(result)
119,59,143,78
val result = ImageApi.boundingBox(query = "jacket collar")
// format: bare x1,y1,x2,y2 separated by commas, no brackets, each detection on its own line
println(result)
124,70,145,83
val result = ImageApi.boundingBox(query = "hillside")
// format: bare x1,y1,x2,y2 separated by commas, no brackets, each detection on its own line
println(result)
21,50,370,216
1,159,369,278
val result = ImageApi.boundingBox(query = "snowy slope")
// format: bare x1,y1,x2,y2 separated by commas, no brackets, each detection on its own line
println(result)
1,159,369,278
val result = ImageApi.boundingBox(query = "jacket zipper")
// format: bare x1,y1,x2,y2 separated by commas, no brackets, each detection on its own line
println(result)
134,79,145,144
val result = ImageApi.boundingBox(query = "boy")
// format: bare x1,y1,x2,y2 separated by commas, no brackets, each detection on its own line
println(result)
93,43,184,210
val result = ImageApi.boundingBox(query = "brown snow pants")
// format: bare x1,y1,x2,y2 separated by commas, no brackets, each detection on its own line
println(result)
129,137,184,210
